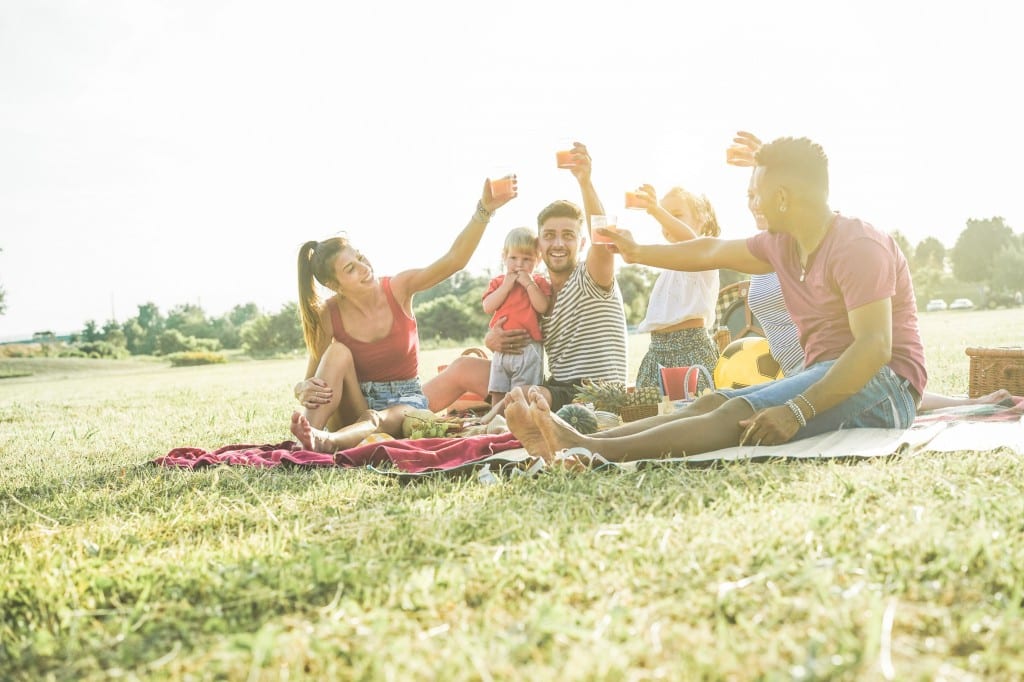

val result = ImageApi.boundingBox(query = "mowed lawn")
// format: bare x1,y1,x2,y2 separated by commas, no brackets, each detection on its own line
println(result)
1,309,1023,680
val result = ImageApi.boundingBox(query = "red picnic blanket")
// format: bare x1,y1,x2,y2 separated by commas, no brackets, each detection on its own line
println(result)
153,432,523,474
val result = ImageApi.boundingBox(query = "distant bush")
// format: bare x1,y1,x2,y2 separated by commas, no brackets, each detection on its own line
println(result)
166,351,227,367
68,341,129,360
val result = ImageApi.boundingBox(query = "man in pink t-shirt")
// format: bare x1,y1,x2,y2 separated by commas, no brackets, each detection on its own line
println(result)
502,136,928,463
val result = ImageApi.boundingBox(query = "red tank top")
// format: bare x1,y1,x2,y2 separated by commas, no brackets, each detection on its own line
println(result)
328,277,419,382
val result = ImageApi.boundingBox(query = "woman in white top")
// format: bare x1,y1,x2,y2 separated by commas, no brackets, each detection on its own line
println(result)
633,185,721,394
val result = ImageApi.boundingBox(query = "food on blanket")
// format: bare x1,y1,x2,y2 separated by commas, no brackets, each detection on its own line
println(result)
402,409,450,439
713,336,783,389
357,432,396,446
555,403,599,434
485,415,509,435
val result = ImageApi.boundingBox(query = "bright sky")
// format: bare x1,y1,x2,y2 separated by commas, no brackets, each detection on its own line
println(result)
2,1,1021,340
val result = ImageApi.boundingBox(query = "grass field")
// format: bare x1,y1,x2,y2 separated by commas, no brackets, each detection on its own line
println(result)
2,309,1023,680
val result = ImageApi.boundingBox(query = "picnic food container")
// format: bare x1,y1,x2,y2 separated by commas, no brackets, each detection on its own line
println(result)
965,347,1024,398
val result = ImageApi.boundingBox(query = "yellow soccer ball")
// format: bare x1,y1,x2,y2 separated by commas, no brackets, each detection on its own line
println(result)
713,336,783,389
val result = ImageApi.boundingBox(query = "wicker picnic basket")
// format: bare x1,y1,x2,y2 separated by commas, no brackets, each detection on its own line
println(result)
619,403,659,422
965,347,1024,398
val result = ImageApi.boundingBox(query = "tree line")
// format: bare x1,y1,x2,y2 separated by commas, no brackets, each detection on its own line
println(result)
20,215,1023,359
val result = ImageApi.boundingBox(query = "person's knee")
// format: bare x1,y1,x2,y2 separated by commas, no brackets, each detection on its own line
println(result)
693,392,728,411
320,341,355,369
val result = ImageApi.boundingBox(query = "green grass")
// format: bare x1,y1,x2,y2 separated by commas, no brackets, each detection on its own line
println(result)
2,309,1023,680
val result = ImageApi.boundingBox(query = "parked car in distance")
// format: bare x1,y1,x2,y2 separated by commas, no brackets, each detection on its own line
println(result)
949,298,974,310
925,299,948,312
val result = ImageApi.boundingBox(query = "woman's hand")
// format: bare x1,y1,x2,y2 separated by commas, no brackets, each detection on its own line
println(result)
737,405,800,446
567,141,592,184
726,130,762,167
597,227,639,263
480,175,518,215
295,378,332,409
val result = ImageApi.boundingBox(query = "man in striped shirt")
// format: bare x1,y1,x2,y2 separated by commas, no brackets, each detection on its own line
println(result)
423,142,628,413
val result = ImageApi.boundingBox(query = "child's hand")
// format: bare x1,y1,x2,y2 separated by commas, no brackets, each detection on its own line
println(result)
515,270,533,288
635,184,658,214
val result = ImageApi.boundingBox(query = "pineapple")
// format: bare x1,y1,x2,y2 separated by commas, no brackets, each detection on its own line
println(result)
572,379,628,414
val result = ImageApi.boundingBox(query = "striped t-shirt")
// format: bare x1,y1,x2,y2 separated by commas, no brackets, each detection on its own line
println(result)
746,273,805,377
541,263,628,384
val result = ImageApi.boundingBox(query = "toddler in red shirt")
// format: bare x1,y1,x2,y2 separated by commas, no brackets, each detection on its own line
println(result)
482,227,552,407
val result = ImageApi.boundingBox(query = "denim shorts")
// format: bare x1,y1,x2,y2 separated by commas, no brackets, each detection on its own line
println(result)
717,360,918,441
359,378,429,411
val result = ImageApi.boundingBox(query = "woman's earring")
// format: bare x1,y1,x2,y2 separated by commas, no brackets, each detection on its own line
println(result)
778,203,787,213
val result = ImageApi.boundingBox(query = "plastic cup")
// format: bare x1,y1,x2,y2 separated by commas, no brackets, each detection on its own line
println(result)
625,191,646,209
489,175,515,200
556,149,576,169
590,214,617,244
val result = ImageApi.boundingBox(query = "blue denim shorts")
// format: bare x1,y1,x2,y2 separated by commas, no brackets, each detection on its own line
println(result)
717,360,918,441
359,378,429,411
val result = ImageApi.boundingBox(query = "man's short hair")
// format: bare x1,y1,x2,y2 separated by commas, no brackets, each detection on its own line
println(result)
537,200,583,228
755,137,829,199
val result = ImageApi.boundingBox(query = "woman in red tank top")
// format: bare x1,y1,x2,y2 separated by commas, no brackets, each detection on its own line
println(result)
288,177,517,453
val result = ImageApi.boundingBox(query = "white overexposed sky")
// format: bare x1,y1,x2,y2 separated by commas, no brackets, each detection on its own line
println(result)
2,1,1021,339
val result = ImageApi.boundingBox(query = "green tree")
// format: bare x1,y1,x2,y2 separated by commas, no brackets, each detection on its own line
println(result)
166,303,212,339
82,320,100,342
989,243,1024,295
616,264,658,326
951,217,1014,282
414,295,479,342
914,237,946,271
124,302,165,355
102,319,127,348
890,230,913,265
241,302,304,356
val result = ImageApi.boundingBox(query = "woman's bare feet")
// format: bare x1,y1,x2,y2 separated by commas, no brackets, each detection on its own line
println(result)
504,387,554,461
525,387,589,457
290,412,337,453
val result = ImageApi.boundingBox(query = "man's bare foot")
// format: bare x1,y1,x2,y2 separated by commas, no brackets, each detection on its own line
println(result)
526,387,589,456
505,387,554,461
290,412,335,453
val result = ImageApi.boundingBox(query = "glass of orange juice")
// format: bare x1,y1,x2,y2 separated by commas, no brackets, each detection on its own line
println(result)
590,214,617,244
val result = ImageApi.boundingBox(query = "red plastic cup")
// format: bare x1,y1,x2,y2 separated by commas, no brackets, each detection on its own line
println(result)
556,150,576,169
660,366,699,400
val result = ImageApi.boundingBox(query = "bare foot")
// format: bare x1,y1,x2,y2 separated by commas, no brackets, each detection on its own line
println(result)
973,389,1013,406
505,387,554,461
290,412,335,453
526,387,589,456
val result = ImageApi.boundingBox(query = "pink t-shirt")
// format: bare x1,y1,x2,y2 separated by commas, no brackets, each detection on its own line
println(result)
485,274,552,342
746,214,927,396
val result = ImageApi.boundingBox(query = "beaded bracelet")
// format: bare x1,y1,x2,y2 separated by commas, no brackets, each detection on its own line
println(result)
795,393,817,419
785,399,807,428
474,200,492,223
